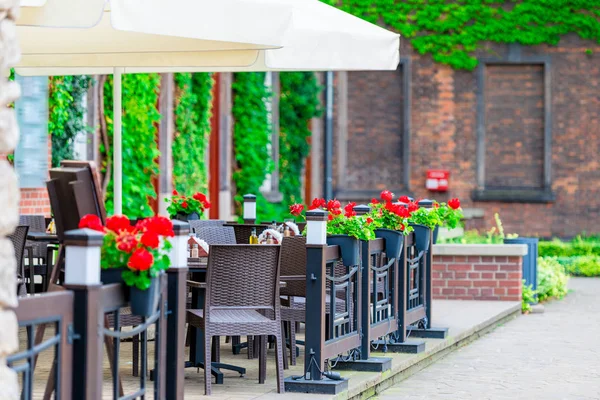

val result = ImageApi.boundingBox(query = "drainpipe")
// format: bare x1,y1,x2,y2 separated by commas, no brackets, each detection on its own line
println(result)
323,71,334,201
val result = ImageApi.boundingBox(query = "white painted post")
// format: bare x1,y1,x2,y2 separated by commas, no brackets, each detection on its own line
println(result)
306,209,328,245
64,228,104,285
169,220,190,268
113,67,124,215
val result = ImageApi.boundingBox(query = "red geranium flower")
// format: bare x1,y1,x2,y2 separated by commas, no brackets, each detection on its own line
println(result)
106,215,132,233
202,200,211,209
408,202,419,213
344,202,356,214
181,201,188,209
289,203,304,216
371,198,379,204
127,248,154,271
136,216,174,237
366,217,374,225
330,208,342,216
172,190,178,196
380,190,394,202
344,209,357,218
396,206,410,218
398,195,410,204
309,198,325,210
326,199,341,211
79,214,104,232
328,214,334,221
141,231,160,249
116,233,138,253
193,192,207,202
448,198,461,210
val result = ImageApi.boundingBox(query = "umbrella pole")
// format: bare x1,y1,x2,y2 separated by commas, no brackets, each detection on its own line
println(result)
113,67,124,215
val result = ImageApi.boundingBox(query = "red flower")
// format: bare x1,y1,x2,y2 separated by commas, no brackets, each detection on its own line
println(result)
326,199,341,211
396,206,410,218
371,198,379,204
106,215,132,233
380,190,394,202
366,217,374,225
289,203,304,216
433,202,440,209
328,214,334,221
448,198,461,210
141,231,160,249
79,214,104,232
127,248,154,271
181,201,188,209
384,201,397,213
408,202,419,213
116,233,138,253
309,197,326,210
172,190,178,196
398,195,410,204
201,200,211,210
136,216,174,237
344,209,357,218
330,208,342,216
193,192,207,202
344,202,356,214
399,223,405,231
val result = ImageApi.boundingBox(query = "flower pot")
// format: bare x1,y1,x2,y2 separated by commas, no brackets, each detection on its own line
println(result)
130,275,161,318
432,226,439,244
101,268,126,285
410,224,431,253
375,228,404,260
327,235,360,267
174,212,200,222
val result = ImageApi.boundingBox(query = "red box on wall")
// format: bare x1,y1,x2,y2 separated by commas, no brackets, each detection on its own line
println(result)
426,169,449,192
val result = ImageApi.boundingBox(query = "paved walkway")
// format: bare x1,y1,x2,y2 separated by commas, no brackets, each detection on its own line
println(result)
376,278,600,400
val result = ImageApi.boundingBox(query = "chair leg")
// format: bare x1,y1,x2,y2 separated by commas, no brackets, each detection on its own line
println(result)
289,321,297,366
247,336,253,359
281,322,288,370
225,336,230,344
258,336,267,384
275,331,285,393
204,333,212,396
132,334,139,377
212,336,220,363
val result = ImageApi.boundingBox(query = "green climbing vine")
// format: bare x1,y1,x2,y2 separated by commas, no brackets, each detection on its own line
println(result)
102,74,161,217
231,72,272,217
172,73,214,195
324,0,600,70
48,76,91,167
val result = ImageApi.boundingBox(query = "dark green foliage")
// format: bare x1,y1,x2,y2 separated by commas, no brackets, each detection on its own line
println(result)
102,74,161,217
324,0,600,70
172,73,214,195
48,76,92,167
538,240,600,257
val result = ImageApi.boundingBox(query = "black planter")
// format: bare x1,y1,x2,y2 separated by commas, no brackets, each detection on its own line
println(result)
375,228,404,260
174,212,200,222
327,235,360,267
433,226,439,244
130,275,161,318
410,224,431,254
101,268,126,285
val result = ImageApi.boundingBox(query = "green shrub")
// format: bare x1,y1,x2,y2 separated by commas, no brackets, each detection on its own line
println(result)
521,281,536,313
538,240,600,257
554,255,600,277
440,213,517,244
537,257,569,302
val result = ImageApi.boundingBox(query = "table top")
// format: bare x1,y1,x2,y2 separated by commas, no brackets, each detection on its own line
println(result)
27,232,59,242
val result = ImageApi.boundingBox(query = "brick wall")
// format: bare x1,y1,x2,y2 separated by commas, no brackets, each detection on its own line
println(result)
432,254,522,301
334,34,600,238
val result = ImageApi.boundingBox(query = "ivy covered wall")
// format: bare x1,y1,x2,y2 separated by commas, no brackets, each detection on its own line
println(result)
324,0,600,70
172,73,214,195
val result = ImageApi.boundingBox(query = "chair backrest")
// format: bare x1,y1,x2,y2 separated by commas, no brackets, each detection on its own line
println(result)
9,226,29,272
190,219,225,233
204,245,281,315
195,225,236,245
19,215,46,232
280,236,307,297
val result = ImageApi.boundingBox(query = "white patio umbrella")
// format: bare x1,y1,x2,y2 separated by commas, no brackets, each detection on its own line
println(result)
16,0,400,214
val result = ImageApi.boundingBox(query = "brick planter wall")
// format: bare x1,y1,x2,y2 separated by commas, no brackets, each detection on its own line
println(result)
432,244,527,301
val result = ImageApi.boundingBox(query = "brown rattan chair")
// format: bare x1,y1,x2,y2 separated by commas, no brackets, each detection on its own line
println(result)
9,225,29,297
189,219,225,233
187,244,285,395
195,225,236,245
19,215,52,293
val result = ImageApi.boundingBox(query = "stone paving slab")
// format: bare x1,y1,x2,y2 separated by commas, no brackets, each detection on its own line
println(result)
27,299,519,399
375,278,600,400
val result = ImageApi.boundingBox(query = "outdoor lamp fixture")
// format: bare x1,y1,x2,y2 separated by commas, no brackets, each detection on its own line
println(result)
64,228,104,285
169,220,190,268
306,209,328,245
243,194,257,223
353,204,371,216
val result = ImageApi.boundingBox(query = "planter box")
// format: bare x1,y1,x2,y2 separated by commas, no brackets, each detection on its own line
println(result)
431,244,528,301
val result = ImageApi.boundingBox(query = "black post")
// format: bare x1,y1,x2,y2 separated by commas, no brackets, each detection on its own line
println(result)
304,245,327,380
165,221,190,400
324,71,334,201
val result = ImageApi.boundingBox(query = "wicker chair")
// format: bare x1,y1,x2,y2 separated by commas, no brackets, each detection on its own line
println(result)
195,225,236,245
189,220,225,233
19,215,52,293
9,226,29,297
187,245,285,395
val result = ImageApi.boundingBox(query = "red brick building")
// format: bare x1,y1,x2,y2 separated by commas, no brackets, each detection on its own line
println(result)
329,35,600,238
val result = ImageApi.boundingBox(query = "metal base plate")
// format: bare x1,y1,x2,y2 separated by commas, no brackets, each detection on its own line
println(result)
284,377,349,395
407,326,449,339
331,357,392,372
374,339,426,354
